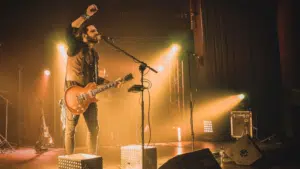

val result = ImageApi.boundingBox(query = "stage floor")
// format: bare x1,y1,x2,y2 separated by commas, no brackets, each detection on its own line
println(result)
0,140,299,169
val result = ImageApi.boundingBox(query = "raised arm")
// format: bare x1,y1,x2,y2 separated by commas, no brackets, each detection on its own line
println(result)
66,4,99,56
71,4,98,28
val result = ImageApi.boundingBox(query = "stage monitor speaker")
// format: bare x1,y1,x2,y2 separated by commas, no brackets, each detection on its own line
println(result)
225,134,262,165
58,153,102,169
159,148,221,169
230,111,253,138
121,145,157,169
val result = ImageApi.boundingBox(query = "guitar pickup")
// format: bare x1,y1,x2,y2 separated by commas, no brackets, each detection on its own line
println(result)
128,85,146,92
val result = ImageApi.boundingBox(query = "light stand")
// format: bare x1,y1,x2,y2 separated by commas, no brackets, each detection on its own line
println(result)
0,93,15,153
187,52,195,151
102,38,158,169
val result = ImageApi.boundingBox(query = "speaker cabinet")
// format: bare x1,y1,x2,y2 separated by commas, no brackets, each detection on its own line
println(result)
230,111,253,138
159,148,221,169
225,135,262,165
121,145,157,169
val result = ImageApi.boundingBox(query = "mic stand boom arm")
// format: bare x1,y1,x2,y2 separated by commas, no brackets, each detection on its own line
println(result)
103,39,158,73
102,39,158,169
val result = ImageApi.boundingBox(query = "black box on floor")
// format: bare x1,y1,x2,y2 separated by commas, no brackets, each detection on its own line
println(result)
58,153,102,169
121,145,157,169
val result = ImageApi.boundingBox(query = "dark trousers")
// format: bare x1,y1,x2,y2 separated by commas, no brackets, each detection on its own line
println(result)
64,103,99,154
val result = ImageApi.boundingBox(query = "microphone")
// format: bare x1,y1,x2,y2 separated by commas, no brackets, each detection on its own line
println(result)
100,35,114,42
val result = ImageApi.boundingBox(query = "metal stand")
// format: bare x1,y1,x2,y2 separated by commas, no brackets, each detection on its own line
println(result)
139,63,146,168
0,94,15,153
102,38,158,169
187,53,195,151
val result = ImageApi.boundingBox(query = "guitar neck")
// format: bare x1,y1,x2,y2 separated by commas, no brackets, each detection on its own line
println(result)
92,81,118,95
41,109,47,128
90,73,133,96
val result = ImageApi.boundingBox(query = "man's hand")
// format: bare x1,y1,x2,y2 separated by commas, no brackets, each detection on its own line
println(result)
71,4,98,28
86,4,98,16
98,68,107,78
115,78,123,88
116,82,123,88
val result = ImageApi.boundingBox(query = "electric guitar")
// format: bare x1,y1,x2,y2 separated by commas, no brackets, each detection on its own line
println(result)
35,106,54,152
64,73,133,115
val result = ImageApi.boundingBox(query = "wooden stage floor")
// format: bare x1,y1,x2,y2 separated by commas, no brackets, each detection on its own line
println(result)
0,140,299,169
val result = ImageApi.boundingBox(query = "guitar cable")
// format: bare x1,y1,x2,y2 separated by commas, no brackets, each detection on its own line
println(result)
143,78,152,146
146,88,151,147
135,78,152,146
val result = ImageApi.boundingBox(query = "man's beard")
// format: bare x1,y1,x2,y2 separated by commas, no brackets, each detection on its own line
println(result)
87,35,100,44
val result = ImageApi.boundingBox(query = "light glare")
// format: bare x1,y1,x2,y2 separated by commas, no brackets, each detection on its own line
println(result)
57,43,68,60
171,44,181,52
238,94,245,100
158,65,164,72
44,69,51,76
177,127,182,142
57,43,65,51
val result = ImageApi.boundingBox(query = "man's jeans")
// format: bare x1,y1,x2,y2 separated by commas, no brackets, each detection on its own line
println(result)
65,103,99,154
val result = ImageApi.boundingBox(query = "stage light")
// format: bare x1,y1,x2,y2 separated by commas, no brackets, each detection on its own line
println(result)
177,127,182,142
44,69,51,76
157,65,164,72
203,120,213,133
57,43,67,60
166,44,181,61
238,94,245,100
170,44,181,52
57,43,65,52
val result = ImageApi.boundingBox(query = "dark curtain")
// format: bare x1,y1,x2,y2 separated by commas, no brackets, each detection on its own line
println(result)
277,0,300,139
199,0,282,137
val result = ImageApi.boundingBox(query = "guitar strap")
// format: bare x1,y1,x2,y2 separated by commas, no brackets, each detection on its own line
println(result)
93,49,98,84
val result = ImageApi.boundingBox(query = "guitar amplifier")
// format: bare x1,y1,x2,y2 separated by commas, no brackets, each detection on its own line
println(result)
58,154,102,169
121,145,157,169
230,111,253,139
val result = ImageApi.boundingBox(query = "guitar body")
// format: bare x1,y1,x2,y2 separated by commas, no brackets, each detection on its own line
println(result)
65,82,98,115
35,126,53,150
64,73,133,115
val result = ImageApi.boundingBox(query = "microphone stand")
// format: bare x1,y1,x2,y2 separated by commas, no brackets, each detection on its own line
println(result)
102,38,158,169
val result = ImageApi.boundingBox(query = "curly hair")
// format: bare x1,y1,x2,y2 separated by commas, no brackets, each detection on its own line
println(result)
81,23,95,35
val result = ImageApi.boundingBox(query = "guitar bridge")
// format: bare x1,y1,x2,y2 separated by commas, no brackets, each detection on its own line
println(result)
77,94,86,103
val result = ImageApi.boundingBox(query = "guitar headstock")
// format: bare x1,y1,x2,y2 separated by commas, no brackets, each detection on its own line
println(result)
120,73,134,83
